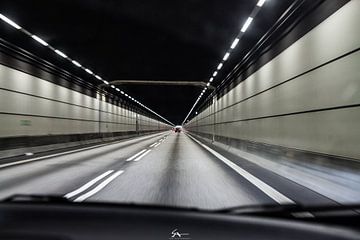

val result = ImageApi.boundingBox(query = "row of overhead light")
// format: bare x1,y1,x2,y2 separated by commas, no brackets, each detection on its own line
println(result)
0,13,174,126
182,0,266,125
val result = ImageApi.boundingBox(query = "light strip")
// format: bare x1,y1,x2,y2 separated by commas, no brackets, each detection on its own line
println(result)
72,60,81,67
0,14,21,29
0,13,173,127
223,52,230,61
230,38,239,49
182,1,266,125
257,0,266,7
241,17,253,33
85,68,93,75
54,49,67,58
31,35,48,46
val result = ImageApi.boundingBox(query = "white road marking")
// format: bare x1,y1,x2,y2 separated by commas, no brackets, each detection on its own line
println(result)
153,143,161,148
134,149,151,162
188,134,294,204
126,149,147,161
25,152,34,156
74,170,124,202
0,132,168,169
149,142,158,147
0,143,111,169
64,170,114,199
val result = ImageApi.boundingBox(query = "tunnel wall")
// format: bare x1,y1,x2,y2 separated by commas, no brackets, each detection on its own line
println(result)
0,62,170,151
185,1,360,160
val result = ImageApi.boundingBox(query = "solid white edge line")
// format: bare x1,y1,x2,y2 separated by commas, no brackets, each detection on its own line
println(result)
187,134,294,204
126,149,147,161
74,170,124,202
134,150,151,162
0,143,109,169
0,132,168,169
64,170,114,199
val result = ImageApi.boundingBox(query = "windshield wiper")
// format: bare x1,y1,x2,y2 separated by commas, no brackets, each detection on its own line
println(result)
2,194,70,203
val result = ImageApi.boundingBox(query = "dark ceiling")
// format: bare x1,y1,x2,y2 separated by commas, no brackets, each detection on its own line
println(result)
0,0,294,124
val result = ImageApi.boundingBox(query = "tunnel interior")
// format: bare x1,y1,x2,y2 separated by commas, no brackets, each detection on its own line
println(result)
0,0,359,212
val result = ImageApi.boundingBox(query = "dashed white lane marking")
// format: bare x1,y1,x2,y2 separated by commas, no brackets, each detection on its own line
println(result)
0,132,168,169
153,143,161,148
134,149,151,162
126,149,147,161
74,170,124,202
64,170,114,199
149,142,158,147
188,134,294,204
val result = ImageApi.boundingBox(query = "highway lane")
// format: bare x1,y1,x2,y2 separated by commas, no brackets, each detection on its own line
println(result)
0,131,335,209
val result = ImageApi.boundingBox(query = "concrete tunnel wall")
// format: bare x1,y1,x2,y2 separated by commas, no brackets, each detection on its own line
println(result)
185,1,360,160
0,62,170,149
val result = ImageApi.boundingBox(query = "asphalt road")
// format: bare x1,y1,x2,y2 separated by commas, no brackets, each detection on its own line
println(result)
0,131,335,209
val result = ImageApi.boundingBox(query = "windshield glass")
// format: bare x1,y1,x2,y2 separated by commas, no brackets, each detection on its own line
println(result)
0,0,359,210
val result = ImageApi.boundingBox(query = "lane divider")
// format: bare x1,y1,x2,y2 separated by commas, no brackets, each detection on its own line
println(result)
149,142,158,147
134,150,151,162
74,170,125,202
0,132,168,169
187,134,294,204
64,170,114,199
126,149,147,161
126,135,166,162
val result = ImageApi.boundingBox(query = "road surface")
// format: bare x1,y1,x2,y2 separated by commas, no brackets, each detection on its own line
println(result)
0,131,335,209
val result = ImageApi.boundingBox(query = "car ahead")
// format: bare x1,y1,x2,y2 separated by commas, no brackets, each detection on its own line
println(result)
174,125,182,133
0,195,359,240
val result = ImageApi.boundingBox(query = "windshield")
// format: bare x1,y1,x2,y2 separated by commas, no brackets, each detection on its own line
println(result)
0,0,359,211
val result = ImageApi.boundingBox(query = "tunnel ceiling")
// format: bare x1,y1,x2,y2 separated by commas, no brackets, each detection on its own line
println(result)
0,0,294,124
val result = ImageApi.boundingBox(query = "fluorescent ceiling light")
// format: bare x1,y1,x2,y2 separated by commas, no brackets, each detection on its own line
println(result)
241,17,253,33
103,80,109,85
209,77,213,82
223,52,230,61
72,60,81,67
31,35,48,46
230,38,239,49
95,75,102,80
111,85,115,89
125,93,128,97
120,91,124,94
116,88,120,91
217,63,223,70
54,49,67,58
213,71,218,77
85,68,93,74
257,0,266,7
206,82,210,86
0,14,21,29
